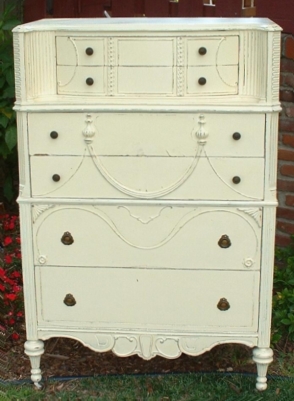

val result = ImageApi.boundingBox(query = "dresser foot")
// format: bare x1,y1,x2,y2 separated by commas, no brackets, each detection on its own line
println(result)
252,347,273,391
24,340,44,386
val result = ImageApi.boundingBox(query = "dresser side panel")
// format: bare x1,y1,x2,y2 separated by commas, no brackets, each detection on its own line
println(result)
24,32,56,99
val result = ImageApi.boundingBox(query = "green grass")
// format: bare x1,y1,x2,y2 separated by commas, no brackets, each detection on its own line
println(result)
2,373,294,401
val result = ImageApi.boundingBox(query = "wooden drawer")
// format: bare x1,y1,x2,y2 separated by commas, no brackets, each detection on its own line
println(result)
187,65,238,95
56,37,105,66
36,266,259,332
57,66,106,95
30,155,264,200
33,205,261,270
28,113,265,157
187,36,239,66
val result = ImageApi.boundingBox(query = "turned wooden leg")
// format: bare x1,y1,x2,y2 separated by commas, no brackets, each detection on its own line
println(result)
24,340,44,388
252,347,273,391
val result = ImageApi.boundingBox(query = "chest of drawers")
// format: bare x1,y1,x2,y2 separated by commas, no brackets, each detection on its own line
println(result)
13,18,281,390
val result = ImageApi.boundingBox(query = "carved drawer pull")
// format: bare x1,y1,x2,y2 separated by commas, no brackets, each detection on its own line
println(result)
198,77,207,85
63,294,76,307
50,131,58,139
232,132,241,140
85,47,94,55
61,231,74,245
232,176,241,184
217,298,230,311
52,174,60,182
218,234,231,248
198,47,207,55
86,77,94,86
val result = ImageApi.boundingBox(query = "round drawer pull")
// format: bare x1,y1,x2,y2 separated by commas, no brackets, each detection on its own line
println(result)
85,47,94,56
217,298,230,311
218,234,231,249
232,176,241,184
232,132,241,140
198,47,207,55
61,231,74,245
52,174,60,182
50,131,58,139
86,77,94,86
63,294,76,307
198,77,206,85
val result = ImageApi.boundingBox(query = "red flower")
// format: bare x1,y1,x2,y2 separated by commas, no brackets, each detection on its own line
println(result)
16,311,23,317
12,285,21,293
11,333,20,341
10,271,21,278
0,284,5,292
15,237,21,244
8,318,15,326
3,237,13,246
4,254,12,264
5,293,17,301
0,268,5,277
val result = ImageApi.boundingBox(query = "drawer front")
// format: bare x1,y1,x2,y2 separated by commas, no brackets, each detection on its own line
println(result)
33,205,261,270
187,36,239,66
28,113,265,158
56,37,105,66
30,155,264,200
187,66,238,95
57,66,106,95
36,266,259,332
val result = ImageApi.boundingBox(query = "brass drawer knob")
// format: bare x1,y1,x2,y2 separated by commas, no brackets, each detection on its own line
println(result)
198,77,207,85
63,294,76,307
232,176,241,184
218,234,231,248
50,131,58,139
86,77,94,86
198,47,207,55
52,174,60,182
85,47,94,56
217,298,230,311
61,231,74,245
232,132,241,140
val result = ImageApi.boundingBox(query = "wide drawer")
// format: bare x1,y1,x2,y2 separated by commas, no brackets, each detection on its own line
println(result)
30,155,264,200
36,266,259,332
28,113,265,158
33,205,261,270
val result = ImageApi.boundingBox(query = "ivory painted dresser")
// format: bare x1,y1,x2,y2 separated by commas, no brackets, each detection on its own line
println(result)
13,18,281,390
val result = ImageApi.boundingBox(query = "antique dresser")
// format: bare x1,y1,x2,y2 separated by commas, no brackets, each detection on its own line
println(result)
13,18,281,390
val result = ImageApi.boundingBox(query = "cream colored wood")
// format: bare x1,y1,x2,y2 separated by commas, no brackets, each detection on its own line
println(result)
57,66,106,95
33,205,261,270
28,113,265,157
30,155,264,200
117,67,174,95
187,36,239,66
187,65,238,95
13,18,281,390
117,39,175,66
56,37,105,66
36,266,259,332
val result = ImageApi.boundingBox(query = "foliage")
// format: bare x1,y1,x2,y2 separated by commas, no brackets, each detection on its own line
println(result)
0,4,21,202
3,374,294,400
272,237,294,344
0,212,23,342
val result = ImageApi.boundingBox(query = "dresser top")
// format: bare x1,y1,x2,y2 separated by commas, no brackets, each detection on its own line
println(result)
13,17,281,33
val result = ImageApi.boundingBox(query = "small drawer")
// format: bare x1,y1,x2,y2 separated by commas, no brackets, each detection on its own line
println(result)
187,36,239,66
187,65,238,95
33,205,261,270
57,66,105,95
36,266,259,332
56,37,105,66
117,67,174,95
117,38,175,66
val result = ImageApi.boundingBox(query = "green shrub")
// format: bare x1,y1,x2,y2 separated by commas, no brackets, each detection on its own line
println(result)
0,4,21,202
272,237,294,344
